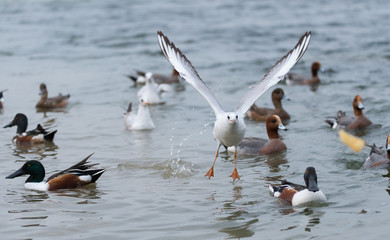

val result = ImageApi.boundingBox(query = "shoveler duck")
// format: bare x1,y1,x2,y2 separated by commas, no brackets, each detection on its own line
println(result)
128,68,180,85
269,167,327,206
0,89,7,110
137,75,166,105
325,95,372,130
363,134,390,169
3,113,57,144
36,83,70,109
124,98,155,130
228,115,287,156
5,153,105,191
286,61,322,90
246,88,290,122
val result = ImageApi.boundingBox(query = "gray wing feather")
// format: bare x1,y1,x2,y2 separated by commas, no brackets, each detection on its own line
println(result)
157,31,224,117
235,32,311,116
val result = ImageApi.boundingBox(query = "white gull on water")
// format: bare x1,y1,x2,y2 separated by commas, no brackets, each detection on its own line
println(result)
157,31,311,180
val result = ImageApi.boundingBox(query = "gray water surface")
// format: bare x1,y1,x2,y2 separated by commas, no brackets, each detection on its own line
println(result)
1,0,390,239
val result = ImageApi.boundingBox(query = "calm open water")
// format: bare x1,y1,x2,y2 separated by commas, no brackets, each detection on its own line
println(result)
1,0,389,239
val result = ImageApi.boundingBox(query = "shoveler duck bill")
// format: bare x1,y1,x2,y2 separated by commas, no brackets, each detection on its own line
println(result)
3,120,16,128
304,167,319,192
6,168,25,179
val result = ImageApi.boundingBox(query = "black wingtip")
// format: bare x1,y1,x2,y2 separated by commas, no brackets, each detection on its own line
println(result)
127,102,132,113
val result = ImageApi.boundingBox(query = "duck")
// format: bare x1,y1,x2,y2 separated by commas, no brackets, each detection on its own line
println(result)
269,167,327,206
137,75,166,105
246,88,290,122
124,98,155,130
228,115,287,156
128,69,180,85
5,153,105,191
0,89,7,110
325,95,372,130
363,134,390,169
286,61,322,89
3,113,57,144
36,83,70,109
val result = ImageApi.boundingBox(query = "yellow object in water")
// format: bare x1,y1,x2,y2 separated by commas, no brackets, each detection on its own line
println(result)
338,129,365,152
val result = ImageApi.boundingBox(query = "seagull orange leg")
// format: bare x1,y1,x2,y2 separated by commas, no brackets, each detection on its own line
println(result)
205,144,221,179
230,148,240,180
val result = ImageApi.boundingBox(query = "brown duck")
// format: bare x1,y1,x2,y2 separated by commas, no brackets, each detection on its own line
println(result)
246,88,290,122
229,115,287,156
36,83,70,109
325,95,372,130
286,62,321,90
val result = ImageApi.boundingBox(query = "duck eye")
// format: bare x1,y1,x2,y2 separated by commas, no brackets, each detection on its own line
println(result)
235,115,238,119
271,119,276,123
28,164,31,167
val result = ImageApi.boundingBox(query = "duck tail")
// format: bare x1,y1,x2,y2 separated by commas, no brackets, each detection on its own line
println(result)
89,169,106,183
324,119,336,128
268,185,282,197
127,75,137,82
44,130,57,141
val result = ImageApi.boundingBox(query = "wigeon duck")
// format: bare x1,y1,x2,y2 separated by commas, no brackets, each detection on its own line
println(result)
137,75,166,105
286,61,322,90
157,31,311,180
228,115,287,156
246,88,290,122
269,167,327,206
36,83,70,109
5,153,105,191
3,113,57,144
363,134,390,169
325,95,372,130
0,89,7,110
124,98,155,130
128,69,180,85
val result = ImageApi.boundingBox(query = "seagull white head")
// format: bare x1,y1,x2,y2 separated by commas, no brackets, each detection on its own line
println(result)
226,112,238,125
145,72,153,79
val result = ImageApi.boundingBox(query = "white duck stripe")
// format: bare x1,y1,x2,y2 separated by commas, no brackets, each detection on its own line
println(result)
157,31,224,117
235,32,311,116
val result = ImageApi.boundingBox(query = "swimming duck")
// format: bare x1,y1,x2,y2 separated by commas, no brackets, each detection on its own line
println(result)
137,75,165,105
36,83,70,109
286,61,322,88
124,98,155,130
3,113,57,144
128,69,180,85
269,167,327,206
228,115,287,156
5,153,105,191
325,95,372,130
246,88,290,122
363,134,390,169
0,89,7,110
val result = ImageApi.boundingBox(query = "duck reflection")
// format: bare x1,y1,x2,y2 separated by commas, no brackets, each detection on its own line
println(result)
382,169,390,196
11,141,58,161
300,208,325,232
